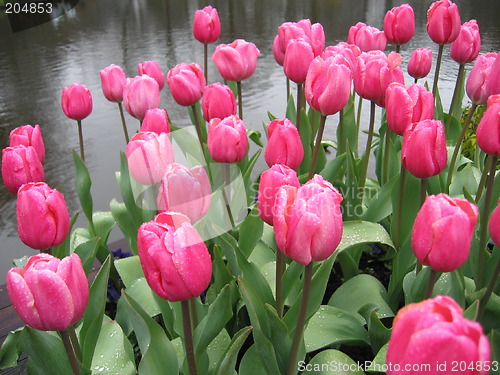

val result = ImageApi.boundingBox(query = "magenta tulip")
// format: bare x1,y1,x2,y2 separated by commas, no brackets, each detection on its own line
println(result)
347,22,386,52
386,296,490,375
467,53,498,105
137,212,212,302
125,131,174,185
257,164,300,226
321,42,361,74
138,61,165,90
9,124,45,163
383,4,415,46
16,182,70,250
123,75,161,121
265,118,304,170
157,163,211,223
7,253,89,331
212,39,260,82
407,48,433,80
61,83,92,121
273,175,343,265
273,35,285,66
207,115,248,163
2,146,44,194
202,82,237,122
192,5,221,45
167,62,206,107
283,38,315,84
140,108,170,134
476,95,500,156
100,64,127,103
402,119,447,179
485,53,500,98
412,193,478,272
277,19,325,58
450,20,481,64
426,0,461,45
489,199,500,247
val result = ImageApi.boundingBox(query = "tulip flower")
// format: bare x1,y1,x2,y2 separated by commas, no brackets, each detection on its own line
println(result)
485,53,500,98
123,75,161,121
207,115,248,163
490,199,500,247
137,212,212,302
1,145,44,194
138,60,165,90
272,35,285,66
321,42,361,74
283,38,315,84
61,83,93,121
277,19,325,58
166,62,205,107
407,48,433,81
157,163,211,223
140,108,170,134
125,131,174,185
476,95,500,156
386,296,490,375
192,5,221,45
450,20,481,64
426,0,461,45
273,174,343,265
467,53,498,106
9,124,45,163
383,4,415,48
16,182,70,250
264,119,304,170
257,164,300,226
212,39,260,83
7,253,89,331
99,64,127,103
347,22,386,52
201,82,237,122
412,193,478,272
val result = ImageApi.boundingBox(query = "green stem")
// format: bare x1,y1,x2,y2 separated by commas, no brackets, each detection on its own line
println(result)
446,63,466,131
432,44,444,98
223,164,235,230
296,83,303,133
394,165,407,249
396,44,401,54
382,127,391,185
424,268,438,300
477,254,500,320
117,102,130,144
237,81,243,120
60,329,81,375
287,262,313,375
286,77,290,101
360,101,376,190
276,250,285,318
181,300,197,375
476,154,492,204
77,120,85,162
204,43,208,83
356,95,363,142
308,115,327,179
420,178,428,207
189,299,199,328
68,326,82,362
338,108,345,155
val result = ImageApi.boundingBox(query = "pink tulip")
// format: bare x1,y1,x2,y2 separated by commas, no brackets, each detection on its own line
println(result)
192,5,221,45
138,61,165,90
207,115,248,163
157,163,211,223
485,53,500,98
212,39,260,82
273,175,343,265
123,75,161,121
450,20,481,64
385,83,434,136
347,22,386,52
167,62,206,107
402,119,447,179
16,182,70,250
265,118,304,170
202,82,237,122
304,56,352,116
467,53,498,105
489,199,500,247
257,164,300,226
412,193,478,272
321,42,361,74
383,4,415,46
125,131,174,185
140,108,170,134
426,0,461,45
137,212,212,302
9,124,45,163
99,64,127,103
273,35,285,66
283,38,315,84
61,83,93,121
277,19,325,58
407,48,433,80
476,95,500,156
386,296,490,375
2,146,44,194
7,253,89,331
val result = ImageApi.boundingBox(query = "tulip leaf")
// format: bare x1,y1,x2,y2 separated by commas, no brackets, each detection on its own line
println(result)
321,153,347,183
117,152,145,228
302,349,365,375
239,343,278,375
366,343,388,373
53,212,79,259
338,95,358,157
73,150,95,235
125,277,161,318
337,220,395,254
387,236,416,310
286,94,296,122
362,176,397,223
298,107,312,176
489,329,500,369
0,327,23,369
213,326,253,375
358,304,392,354
73,237,100,275
92,211,116,245
247,128,263,147
114,255,144,288
110,199,138,255
238,205,263,257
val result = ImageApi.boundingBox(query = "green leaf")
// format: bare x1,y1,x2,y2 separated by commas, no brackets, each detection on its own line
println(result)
110,199,138,255
114,255,144,288
53,212,79,259
302,349,365,374
362,175,397,223
125,277,161,318
117,152,144,228
92,211,116,244
489,329,500,374
366,343,388,373
0,327,23,369
213,326,253,375
238,206,264,258
73,150,94,234
298,108,313,176
337,221,395,254
73,237,100,275
247,129,263,147
239,344,276,375
321,153,347,183
358,305,392,354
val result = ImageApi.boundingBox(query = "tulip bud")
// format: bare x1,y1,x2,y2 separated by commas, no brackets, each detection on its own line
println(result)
476,95,500,156
489,199,500,247
386,296,490,375
385,83,434,136
207,115,248,163
467,53,498,105
347,22,386,52
383,4,415,46
426,0,461,45
485,53,500,98
138,61,165,90
407,48,433,80
212,39,260,82
99,64,127,103
273,175,343,265
192,5,221,45
321,42,361,74
137,212,212,302
202,82,237,122
264,118,304,170
61,83,93,121
125,131,174,185
167,62,206,107
157,163,211,223
16,182,70,250
412,194,478,272
2,146,44,194
402,119,447,179
257,164,300,226
277,19,325,58
272,35,285,66
450,20,481,64
283,38,315,84
9,124,45,163
140,108,170,134
123,75,161,121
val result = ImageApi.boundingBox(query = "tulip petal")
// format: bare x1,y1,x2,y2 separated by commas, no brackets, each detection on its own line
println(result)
7,269,43,330
58,254,89,325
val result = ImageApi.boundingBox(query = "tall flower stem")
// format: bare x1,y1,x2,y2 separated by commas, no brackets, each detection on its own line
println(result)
308,115,327,179
424,268,438,300
476,155,498,290
276,250,285,318
204,43,208,83
286,77,291,101
476,155,493,204
181,300,197,375
76,120,85,162
237,81,243,120
382,128,392,185
394,165,407,249
189,299,199,328
477,255,500,320
60,329,81,375
117,102,130,144
396,44,401,54
68,326,82,362
432,44,445,98
359,101,376,191
223,163,235,230
356,94,363,139
446,63,466,130
338,109,345,155
287,262,313,375
296,83,304,133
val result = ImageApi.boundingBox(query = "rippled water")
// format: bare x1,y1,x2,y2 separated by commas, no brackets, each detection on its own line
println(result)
1,0,500,282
